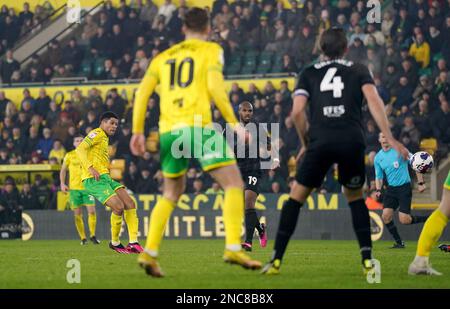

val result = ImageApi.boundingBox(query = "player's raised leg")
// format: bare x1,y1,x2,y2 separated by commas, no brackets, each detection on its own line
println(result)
138,176,185,277
409,172,450,275
209,164,262,270
116,187,142,253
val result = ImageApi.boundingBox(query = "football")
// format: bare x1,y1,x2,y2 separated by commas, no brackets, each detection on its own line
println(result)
410,151,434,173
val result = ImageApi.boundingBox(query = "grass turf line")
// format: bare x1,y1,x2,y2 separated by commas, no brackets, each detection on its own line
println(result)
1,239,449,288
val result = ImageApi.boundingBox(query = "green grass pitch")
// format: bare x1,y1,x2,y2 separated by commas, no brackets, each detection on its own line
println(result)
1,239,449,288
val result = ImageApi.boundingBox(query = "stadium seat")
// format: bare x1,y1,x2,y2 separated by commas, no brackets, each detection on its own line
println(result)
80,60,92,77
93,57,106,78
256,51,273,74
146,131,159,153
110,159,126,180
420,138,438,156
270,55,283,73
240,54,257,75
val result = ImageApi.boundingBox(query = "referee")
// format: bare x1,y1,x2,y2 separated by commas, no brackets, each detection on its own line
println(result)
375,132,428,248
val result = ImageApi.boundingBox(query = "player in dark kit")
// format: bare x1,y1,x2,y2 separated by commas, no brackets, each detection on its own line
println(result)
226,102,279,251
262,28,409,275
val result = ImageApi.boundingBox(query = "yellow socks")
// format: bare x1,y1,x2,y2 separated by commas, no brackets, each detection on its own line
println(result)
417,209,449,257
124,208,139,243
74,214,86,240
88,213,96,238
223,187,244,251
145,197,175,256
110,212,123,245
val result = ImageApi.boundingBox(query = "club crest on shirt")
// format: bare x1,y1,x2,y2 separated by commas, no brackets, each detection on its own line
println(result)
393,161,399,168
88,131,98,139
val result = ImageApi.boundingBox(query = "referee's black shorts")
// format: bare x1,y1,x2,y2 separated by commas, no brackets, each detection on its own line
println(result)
383,183,412,214
295,141,366,189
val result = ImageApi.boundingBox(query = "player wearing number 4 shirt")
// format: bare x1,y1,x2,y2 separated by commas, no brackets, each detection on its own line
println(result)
225,101,279,252
262,28,409,276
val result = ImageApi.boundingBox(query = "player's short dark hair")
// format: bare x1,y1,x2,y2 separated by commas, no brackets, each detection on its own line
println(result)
319,27,348,59
184,7,209,33
100,111,119,122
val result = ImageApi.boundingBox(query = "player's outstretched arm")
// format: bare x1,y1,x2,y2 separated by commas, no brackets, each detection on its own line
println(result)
60,159,69,192
131,64,158,156
363,84,409,159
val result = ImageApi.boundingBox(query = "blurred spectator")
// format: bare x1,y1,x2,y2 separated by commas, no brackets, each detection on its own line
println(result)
34,88,51,118
81,14,99,41
62,38,83,72
31,174,52,209
48,140,66,164
0,50,20,83
115,124,132,160
393,77,414,110
0,177,22,225
135,168,156,193
20,183,38,210
157,0,176,25
205,182,224,194
37,127,53,159
193,179,204,195
409,33,431,68
431,97,450,144
123,162,139,192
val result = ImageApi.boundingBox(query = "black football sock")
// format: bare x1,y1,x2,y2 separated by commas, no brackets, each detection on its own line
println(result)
272,198,303,262
245,209,259,244
410,215,428,224
385,221,403,244
348,199,372,262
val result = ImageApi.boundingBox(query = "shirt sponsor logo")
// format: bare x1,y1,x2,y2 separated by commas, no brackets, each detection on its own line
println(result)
323,105,345,118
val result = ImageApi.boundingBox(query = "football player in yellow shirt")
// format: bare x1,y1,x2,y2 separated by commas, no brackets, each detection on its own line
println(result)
130,7,262,277
408,170,450,275
60,135,99,245
77,112,143,254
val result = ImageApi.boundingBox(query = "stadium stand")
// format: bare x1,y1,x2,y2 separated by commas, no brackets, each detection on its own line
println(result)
0,0,449,209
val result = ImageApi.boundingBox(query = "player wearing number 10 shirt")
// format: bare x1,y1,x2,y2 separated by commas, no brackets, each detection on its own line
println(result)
131,8,262,277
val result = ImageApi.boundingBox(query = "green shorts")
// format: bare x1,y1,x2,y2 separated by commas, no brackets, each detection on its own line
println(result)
69,190,95,209
445,171,450,191
160,126,236,178
82,174,125,205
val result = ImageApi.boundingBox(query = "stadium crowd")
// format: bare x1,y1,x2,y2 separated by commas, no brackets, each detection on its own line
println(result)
0,0,449,210
0,2,56,59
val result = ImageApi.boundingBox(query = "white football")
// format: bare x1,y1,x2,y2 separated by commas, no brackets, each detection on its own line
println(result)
409,151,434,173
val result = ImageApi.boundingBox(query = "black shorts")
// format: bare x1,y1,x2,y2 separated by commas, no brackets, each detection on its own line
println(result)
383,183,412,214
242,170,261,194
296,142,366,189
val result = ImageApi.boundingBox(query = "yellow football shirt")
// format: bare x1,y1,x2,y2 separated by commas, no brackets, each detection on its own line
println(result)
76,128,110,181
62,150,83,190
142,39,228,133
